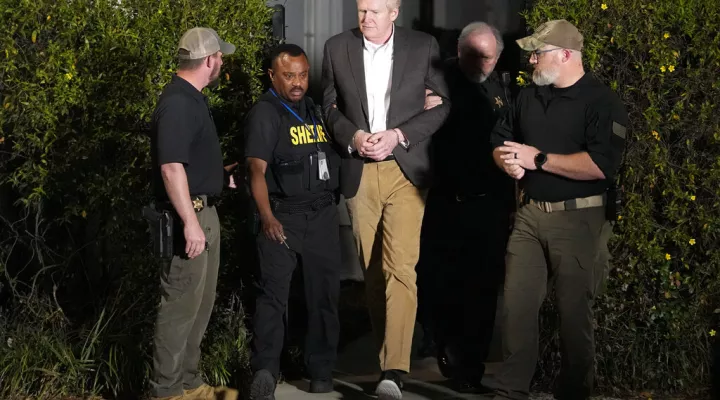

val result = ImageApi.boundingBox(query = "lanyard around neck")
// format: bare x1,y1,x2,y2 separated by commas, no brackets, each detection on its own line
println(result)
270,89,320,144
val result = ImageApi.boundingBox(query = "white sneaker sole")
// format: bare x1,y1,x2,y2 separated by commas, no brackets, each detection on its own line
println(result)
376,379,403,400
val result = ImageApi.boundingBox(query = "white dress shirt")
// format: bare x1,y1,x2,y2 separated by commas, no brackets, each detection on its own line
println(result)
349,25,408,154
363,28,394,134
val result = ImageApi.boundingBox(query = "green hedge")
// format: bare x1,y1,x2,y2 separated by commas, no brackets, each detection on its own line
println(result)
523,0,720,396
0,0,273,398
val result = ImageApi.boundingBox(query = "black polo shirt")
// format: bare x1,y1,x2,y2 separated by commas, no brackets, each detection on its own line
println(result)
151,75,224,201
491,73,628,202
433,58,514,204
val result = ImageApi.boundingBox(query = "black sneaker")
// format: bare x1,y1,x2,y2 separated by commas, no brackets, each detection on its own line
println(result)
309,377,334,393
375,369,404,400
250,369,276,400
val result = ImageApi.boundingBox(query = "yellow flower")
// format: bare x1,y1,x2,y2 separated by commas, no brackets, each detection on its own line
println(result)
516,76,526,85
663,32,670,39
668,65,675,72
673,50,679,58
672,114,679,120
689,239,696,245
652,130,660,140
660,65,666,73
81,210,87,218
47,15,51,21
601,3,608,10
690,195,696,201
665,253,672,260
711,329,717,337
65,72,73,80
617,215,622,221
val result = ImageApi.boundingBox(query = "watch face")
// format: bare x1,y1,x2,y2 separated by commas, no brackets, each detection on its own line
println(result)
535,153,547,166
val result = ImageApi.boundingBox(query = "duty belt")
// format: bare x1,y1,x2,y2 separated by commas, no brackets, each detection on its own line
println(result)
157,195,219,213
526,193,605,213
270,192,335,214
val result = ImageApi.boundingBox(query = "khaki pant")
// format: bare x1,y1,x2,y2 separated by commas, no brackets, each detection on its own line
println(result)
346,161,426,372
150,205,220,398
490,204,611,400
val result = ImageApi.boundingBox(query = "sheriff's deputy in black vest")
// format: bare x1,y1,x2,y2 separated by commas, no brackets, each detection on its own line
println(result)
244,44,342,400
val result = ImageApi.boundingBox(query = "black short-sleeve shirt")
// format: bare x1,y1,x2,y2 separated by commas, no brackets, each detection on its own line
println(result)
151,75,224,200
491,73,628,202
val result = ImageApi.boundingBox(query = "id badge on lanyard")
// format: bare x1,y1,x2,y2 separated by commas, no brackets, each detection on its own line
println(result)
271,89,330,181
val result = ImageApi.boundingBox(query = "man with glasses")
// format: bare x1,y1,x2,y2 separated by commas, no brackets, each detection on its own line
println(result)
487,20,628,400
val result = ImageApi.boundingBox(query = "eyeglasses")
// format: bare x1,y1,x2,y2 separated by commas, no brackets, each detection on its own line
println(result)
530,48,563,58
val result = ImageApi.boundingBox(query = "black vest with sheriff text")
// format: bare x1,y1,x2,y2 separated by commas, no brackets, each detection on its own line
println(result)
260,90,340,203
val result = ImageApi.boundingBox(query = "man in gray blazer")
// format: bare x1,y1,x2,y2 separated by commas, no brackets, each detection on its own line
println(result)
321,1,449,398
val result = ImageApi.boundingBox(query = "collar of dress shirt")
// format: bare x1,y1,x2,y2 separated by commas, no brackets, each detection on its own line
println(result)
362,24,395,53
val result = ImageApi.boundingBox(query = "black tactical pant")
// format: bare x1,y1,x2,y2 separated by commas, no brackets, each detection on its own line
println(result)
250,202,341,380
417,190,511,380
150,204,220,398
490,204,612,400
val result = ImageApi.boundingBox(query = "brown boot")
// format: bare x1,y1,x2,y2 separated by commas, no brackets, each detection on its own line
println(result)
183,384,215,400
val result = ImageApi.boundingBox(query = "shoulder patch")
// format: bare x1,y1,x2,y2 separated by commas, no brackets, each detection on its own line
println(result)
612,121,627,139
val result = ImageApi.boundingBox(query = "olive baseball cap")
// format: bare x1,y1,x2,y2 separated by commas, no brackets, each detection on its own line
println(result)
178,27,236,60
516,19,583,52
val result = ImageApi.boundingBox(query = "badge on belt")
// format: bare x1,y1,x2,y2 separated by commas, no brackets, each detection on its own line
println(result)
192,197,204,212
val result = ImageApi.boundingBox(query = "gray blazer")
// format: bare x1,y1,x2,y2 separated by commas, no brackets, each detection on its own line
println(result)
321,27,450,199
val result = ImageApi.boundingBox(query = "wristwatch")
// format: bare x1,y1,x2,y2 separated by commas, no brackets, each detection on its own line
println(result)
534,152,548,170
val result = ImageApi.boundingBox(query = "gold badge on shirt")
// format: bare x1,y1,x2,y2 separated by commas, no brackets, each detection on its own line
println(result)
494,96,504,108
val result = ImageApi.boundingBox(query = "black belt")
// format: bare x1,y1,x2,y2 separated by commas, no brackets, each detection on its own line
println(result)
270,192,335,214
157,195,219,213
364,154,396,163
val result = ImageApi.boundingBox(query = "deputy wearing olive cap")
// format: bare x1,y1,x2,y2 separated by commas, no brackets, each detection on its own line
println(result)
148,27,236,400
487,20,628,400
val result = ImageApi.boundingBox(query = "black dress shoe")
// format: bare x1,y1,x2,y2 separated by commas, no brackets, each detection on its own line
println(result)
250,369,276,400
437,348,458,379
453,378,493,394
309,377,334,393
376,369,405,400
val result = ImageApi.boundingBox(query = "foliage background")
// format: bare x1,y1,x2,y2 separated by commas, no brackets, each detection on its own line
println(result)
0,0,274,398
523,0,720,396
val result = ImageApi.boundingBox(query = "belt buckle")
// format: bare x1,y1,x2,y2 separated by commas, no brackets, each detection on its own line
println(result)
192,197,204,212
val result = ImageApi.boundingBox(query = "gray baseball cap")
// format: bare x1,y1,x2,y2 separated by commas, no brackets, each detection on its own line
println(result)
178,27,236,60
516,19,584,52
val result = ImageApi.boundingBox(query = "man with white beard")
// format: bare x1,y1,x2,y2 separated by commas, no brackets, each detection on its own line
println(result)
487,20,629,400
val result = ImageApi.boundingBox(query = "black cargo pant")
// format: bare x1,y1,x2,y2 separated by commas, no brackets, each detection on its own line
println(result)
150,203,220,398
417,189,511,379
250,201,341,380
490,203,612,400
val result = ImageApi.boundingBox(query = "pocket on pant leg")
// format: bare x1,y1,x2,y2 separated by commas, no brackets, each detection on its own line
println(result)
160,257,194,302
